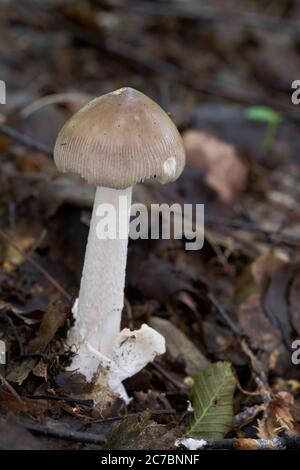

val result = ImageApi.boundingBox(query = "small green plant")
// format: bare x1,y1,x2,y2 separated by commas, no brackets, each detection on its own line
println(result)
245,106,282,154
187,362,236,440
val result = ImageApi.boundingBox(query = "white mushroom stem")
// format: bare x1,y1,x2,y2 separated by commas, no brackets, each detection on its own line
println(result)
68,185,132,360
67,185,166,399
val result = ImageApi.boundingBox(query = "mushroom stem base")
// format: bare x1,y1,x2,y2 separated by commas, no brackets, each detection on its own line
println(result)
68,323,166,406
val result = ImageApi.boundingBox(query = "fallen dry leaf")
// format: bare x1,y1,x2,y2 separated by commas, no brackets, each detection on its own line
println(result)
103,411,179,450
238,292,291,375
27,300,67,354
182,130,248,204
257,391,296,439
289,271,300,336
263,262,298,347
6,357,37,386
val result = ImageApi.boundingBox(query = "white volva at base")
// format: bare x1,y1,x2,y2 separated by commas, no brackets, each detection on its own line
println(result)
69,310,166,401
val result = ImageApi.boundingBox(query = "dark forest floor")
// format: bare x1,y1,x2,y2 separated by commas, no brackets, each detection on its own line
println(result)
0,0,300,450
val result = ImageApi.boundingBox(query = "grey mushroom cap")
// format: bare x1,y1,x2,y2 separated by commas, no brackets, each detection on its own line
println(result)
54,87,186,189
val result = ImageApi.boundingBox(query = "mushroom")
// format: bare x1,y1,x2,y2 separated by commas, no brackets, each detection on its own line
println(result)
54,87,186,403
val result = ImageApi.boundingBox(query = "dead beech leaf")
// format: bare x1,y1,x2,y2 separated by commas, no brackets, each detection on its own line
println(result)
242,256,299,348
103,411,179,450
238,293,291,375
54,371,93,395
6,358,37,386
7,301,67,385
239,293,281,353
251,254,286,289
257,392,296,439
27,300,67,354
182,130,248,204
149,316,209,375
32,360,48,381
263,262,299,347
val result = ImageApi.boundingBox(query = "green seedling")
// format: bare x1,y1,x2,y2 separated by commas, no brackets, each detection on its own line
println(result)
245,106,282,155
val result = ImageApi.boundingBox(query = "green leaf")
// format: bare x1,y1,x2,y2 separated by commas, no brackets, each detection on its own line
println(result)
245,106,282,125
187,362,236,439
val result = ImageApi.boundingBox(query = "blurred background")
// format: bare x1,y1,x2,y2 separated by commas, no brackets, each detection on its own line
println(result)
1,0,300,449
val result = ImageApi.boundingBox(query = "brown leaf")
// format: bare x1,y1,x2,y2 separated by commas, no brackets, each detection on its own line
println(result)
251,254,285,289
32,360,48,381
263,262,299,347
27,300,67,354
239,293,281,353
7,301,67,385
6,358,37,386
289,271,300,336
239,255,299,351
103,411,179,450
54,370,93,395
182,130,248,204
257,392,296,439
238,293,291,374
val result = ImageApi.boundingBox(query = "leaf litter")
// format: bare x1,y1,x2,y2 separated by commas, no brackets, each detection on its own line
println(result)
0,0,300,450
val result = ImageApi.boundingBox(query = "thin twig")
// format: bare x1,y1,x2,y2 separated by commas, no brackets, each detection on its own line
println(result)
152,361,182,390
178,432,300,449
0,229,72,302
0,372,23,403
233,404,265,430
208,292,241,336
0,124,53,157
177,437,286,450
21,421,106,445
25,394,94,407
20,410,176,445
